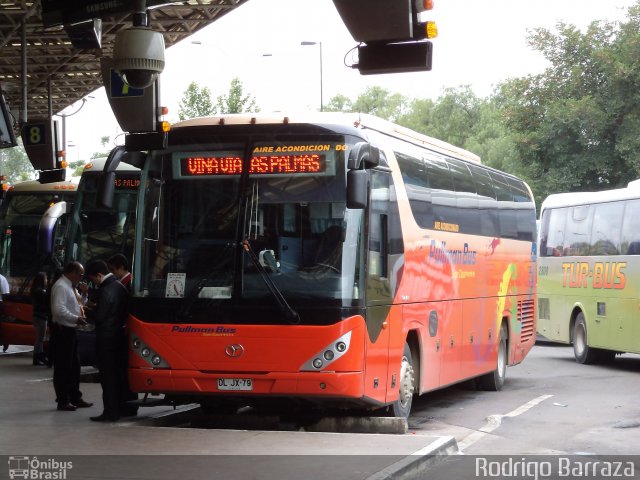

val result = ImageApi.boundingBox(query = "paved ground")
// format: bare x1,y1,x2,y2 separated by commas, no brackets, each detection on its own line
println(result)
0,347,458,480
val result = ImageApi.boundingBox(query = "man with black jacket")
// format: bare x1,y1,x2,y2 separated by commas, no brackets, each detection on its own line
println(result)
84,260,129,422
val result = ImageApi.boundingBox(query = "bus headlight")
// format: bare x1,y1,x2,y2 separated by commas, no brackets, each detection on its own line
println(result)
131,337,170,369
300,331,352,371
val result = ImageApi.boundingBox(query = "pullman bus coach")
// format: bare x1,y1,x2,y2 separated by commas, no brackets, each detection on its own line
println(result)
120,113,537,417
0,178,76,348
38,156,140,363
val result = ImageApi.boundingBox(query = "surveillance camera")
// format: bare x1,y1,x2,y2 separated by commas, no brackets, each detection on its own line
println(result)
113,27,165,89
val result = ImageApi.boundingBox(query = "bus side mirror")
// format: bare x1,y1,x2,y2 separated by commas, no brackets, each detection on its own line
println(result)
97,145,126,209
347,170,368,209
348,142,380,170
38,201,69,256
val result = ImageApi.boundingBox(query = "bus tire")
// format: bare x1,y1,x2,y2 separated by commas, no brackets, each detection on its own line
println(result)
477,323,507,391
389,343,415,418
573,312,598,364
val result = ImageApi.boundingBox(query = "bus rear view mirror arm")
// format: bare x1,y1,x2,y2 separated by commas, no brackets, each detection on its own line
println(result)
97,145,126,209
348,142,380,170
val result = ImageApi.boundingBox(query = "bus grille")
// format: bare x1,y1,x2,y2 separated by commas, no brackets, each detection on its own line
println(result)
518,299,535,342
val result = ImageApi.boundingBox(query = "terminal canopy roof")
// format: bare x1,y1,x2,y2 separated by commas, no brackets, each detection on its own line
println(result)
0,0,248,120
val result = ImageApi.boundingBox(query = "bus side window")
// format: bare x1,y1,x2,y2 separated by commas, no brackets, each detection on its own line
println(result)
545,207,568,257
621,198,640,255
590,201,623,255
565,205,592,256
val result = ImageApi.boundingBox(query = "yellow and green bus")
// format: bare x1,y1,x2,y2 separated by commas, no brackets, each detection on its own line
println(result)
537,180,640,363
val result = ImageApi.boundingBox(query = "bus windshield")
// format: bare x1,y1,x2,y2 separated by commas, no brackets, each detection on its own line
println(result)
67,173,138,265
0,190,71,280
137,138,364,311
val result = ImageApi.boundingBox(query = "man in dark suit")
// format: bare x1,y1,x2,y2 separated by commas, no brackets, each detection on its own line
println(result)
107,253,132,292
84,260,129,422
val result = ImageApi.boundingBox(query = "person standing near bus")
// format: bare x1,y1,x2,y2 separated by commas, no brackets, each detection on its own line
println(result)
50,261,93,412
30,272,49,366
107,253,131,292
85,260,129,422
106,253,139,415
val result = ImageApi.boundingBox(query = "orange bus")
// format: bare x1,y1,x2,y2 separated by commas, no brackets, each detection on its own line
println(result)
125,113,537,417
0,179,77,348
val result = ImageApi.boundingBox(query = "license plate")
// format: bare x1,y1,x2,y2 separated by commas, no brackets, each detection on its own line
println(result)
217,378,253,391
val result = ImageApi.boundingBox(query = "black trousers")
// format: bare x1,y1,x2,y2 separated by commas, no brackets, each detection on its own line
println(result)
52,325,83,406
97,334,130,419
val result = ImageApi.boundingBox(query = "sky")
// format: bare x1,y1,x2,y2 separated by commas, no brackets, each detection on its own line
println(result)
60,0,637,161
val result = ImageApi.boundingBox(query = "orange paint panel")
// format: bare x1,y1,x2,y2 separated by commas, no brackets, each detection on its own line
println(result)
0,322,36,346
129,314,369,399
0,301,35,346
391,202,536,393
363,305,394,404
129,367,367,399
2,300,33,323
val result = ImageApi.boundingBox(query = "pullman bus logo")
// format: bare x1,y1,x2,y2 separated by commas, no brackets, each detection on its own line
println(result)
225,344,244,358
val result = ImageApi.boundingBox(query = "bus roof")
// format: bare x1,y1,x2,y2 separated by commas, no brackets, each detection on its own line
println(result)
6,178,78,194
541,179,640,211
82,157,140,173
171,112,482,165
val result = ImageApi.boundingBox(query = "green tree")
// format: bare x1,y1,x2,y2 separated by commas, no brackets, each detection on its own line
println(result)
398,86,518,172
215,77,259,114
352,86,408,122
178,81,215,120
496,8,640,204
88,136,112,162
0,142,35,183
324,94,353,113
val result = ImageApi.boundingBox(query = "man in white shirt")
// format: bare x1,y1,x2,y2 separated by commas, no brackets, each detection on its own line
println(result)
50,261,93,412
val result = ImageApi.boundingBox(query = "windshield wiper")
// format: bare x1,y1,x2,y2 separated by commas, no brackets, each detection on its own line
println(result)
242,239,300,324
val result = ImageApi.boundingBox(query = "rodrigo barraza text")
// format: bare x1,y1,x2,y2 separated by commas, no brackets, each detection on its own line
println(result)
476,457,635,479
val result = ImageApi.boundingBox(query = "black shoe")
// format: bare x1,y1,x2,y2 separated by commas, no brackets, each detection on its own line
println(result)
72,400,93,408
57,404,77,411
90,414,119,422
120,407,138,417
33,355,46,366
2,344,8,352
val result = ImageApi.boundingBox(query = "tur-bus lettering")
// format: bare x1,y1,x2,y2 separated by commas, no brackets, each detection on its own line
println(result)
561,262,626,289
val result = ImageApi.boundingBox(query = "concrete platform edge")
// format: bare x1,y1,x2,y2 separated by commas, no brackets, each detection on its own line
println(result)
365,436,459,480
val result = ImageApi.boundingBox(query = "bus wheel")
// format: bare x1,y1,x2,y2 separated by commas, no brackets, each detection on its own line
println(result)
477,323,507,391
573,313,598,364
389,343,415,418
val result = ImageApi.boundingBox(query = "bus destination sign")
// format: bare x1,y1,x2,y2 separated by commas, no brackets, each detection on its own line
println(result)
180,153,326,177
